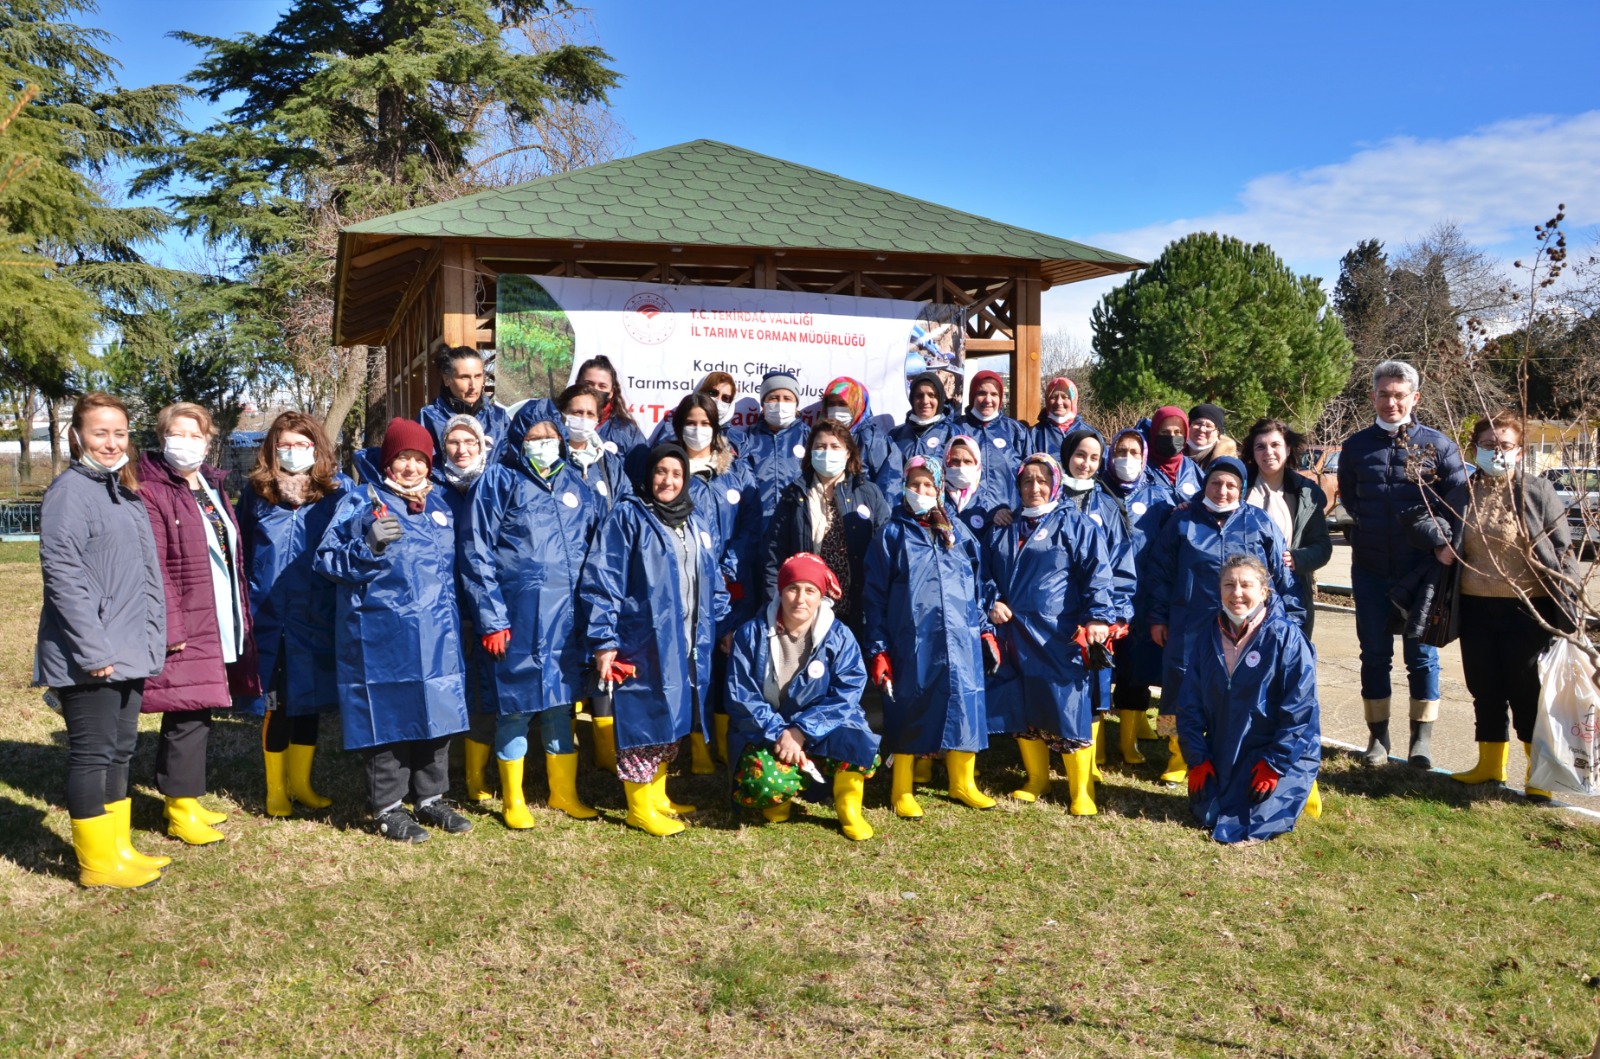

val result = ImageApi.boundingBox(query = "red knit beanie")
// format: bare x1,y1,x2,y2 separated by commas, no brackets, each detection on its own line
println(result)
778,552,842,600
380,417,435,471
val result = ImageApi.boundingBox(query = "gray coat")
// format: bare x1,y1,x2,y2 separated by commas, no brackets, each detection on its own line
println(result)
34,464,168,688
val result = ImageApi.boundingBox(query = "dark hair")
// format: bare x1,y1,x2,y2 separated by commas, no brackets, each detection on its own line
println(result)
673,392,722,449
434,345,483,377
250,410,338,505
806,419,862,477
557,383,605,414
69,392,140,492
576,355,636,428
1471,411,1523,446
1242,417,1306,477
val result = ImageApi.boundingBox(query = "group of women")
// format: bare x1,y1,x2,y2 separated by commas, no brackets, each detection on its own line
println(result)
36,349,1329,889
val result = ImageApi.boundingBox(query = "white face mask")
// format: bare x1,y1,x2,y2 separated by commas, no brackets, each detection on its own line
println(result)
811,448,848,478
1062,475,1094,493
945,464,980,491
73,430,129,475
908,411,943,426
1224,601,1265,628
1047,410,1075,425
1112,456,1143,482
442,450,486,487
1202,496,1240,515
715,399,735,426
905,491,938,516
1018,500,1059,519
1475,445,1518,477
569,444,601,469
826,406,854,426
163,436,208,473
277,447,315,474
681,424,714,452
971,407,1000,423
1375,415,1411,433
523,437,561,473
564,414,597,443
1188,439,1216,457
764,401,796,429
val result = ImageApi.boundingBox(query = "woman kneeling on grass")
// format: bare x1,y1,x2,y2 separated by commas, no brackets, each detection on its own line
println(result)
725,553,880,841
314,419,473,843
1176,555,1322,844
579,443,730,836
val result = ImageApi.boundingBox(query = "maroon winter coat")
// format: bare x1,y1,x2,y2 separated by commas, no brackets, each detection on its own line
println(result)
137,452,261,712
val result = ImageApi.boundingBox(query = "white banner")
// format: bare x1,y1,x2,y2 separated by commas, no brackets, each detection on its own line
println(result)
494,275,963,432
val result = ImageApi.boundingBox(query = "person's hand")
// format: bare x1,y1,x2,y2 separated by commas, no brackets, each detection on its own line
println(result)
366,513,403,553
774,726,806,766
1150,624,1168,648
989,601,1013,624
481,629,511,658
1187,759,1215,797
869,652,893,688
87,665,114,678
595,648,618,679
1434,544,1456,566
981,632,1001,675
719,632,734,655
1249,760,1280,802
167,642,187,654
1283,549,1296,572
1085,621,1110,646
992,507,1014,528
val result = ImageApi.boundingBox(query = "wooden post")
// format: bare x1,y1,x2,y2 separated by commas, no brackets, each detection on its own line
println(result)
1012,271,1043,422
440,241,477,351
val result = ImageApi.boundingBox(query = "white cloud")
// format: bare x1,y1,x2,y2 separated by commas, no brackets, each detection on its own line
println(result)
1043,111,1600,346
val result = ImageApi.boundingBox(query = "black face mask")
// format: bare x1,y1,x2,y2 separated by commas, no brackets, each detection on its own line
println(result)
1152,434,1184,460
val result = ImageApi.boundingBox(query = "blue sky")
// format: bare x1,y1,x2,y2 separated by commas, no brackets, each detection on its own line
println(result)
95,0,1600,343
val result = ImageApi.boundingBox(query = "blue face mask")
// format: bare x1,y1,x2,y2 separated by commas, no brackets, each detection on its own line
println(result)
811,448,847,478
1475,445,1517,478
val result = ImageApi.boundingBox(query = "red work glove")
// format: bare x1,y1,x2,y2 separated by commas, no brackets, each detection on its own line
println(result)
1108,622,1131,642
981,632,1001,675
869,652,893,688
1187,759,1215,797
481,629,511,658
1071,624,1091,664
1249,760,1280,803
603,659,637,685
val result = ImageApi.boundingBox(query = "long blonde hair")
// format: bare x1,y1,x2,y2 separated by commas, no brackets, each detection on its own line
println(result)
69,393,140,492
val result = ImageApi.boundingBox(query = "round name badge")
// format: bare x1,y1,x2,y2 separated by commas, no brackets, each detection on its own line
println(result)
430,510,449,527
1181,482,1197,497
792,444,806,458
1245,650,1261,669
725,488,741,505
1090,512,1103,526
1131,501,1148,516
807,659,825,680
993,437,1007,449
596,479,609,497
603,440,619,454
926,437,942,449
969,514,984,528
562,492,579,509
700,530,713,549
855,504,871,519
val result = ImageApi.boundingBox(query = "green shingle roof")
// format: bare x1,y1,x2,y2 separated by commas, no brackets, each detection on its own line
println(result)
344,139,1139,276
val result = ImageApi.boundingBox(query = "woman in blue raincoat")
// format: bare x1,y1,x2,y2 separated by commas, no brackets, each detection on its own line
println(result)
418,346,510,463
1058,428,1137,777
954,369,1030,493
1100,427,1177,765
729,371,812,559
943,434,1015,536
862,457,998,818
984,453,1116,815
558,383,631,511
579,443,730,837
576,355,648,464
1177,554,1322,843
889,371,954,466
314,418,473,843
238,411,352,817
1146,456,1302,786
461,400,603,828
821,375,903,502
1028,376,1102,460
725,553,880,841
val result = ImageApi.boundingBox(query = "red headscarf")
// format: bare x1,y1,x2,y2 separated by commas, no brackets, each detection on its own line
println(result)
1150,405,1189,484
777,552,842,600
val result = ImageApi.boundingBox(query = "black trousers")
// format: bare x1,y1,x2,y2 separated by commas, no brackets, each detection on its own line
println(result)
155,710,212,798
1459,594,1566,744
1111,644,1152,713
363,736,451,813
60,680,144,819
262,664,321,752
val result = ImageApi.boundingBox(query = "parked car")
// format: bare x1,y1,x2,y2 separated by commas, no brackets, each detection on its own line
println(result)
1542,466,1600,559
1299,445,1350,530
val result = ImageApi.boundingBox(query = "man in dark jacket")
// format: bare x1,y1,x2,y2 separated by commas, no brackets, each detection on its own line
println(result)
1337,360,1468,768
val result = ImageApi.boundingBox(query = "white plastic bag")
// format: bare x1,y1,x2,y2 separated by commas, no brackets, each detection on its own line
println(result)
1528,637,1600,797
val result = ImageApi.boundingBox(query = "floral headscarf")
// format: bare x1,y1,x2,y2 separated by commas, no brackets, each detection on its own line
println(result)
823,376,869,430
1016,452,1064,516
903,456,954,548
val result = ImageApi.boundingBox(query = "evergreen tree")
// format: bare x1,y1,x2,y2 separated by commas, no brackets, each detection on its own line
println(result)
1090,232,1352,429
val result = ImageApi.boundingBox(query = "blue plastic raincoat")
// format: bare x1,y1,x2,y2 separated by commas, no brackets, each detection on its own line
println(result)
596,412,647,465
1029,415,1103,462
418,394,510,467
862,508,992,755
729,416,811,528
1176,611,1321,843
853,418,903,503
954,409,1031,496
761,470,890,618
888,414,954,467
237,473,354,716
314,450,469,750
579,495,731,750
943,435,1017,536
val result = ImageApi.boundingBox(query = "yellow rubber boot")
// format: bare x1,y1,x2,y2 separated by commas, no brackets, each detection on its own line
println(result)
592,717,617,773
914,756,934,784
712,713,730,764
1523,743,1553,802
651,762,697,816
106,798,169,871
1011,737,1052,802
545,752,598,820
946,750,997,809
762,799,792,823
891,754,923,818
1091,719,1105,783
624,779,685,836
689,732,716,775
1118,710,1147,764
1451,741,1508,785
833,770,874,841
463,738,494,802
164,797,225,846
1065,745,1098,816
1302,780,1323,819
1136,709,1160,740
72,813,161,889
263,749,292,818
285,743,332,809
498,757,536,829
1159,737,1188,785
193,801,228,826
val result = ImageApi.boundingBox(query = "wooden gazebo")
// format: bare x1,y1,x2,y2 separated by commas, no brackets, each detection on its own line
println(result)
332,140,1141,423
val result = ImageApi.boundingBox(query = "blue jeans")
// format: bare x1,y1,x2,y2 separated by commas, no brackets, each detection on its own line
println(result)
494,706,575,761
1350,565,1439,702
